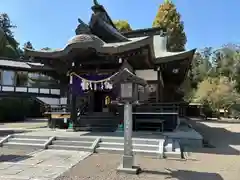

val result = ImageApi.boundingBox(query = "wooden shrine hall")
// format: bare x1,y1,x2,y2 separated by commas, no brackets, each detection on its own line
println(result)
10,0,195,132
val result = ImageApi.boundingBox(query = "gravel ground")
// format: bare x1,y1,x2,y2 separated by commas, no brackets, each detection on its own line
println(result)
56,118,240,180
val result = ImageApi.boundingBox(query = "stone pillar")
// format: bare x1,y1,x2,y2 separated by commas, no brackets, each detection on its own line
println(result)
117,101,140,174
123,102,133,157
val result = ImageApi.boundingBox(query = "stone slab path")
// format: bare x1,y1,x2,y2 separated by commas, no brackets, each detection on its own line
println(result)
0,149,91,180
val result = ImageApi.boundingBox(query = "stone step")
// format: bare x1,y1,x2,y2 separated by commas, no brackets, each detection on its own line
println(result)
85,112,115,115
99,142,159,151
163,151,182,159
56,136,96,142
77,123,119,127
162,139,182,159
96,147,122,154
13,135,50,140
52,140,93,146
164,139,181,152
3,142,45,149
48,144,92,151
77,127,117,132
96,147,160,157
173,141,181,152
101,138,161,145
8,138,47,144
80,116,119,119
164,144,173,152
78,118,119,121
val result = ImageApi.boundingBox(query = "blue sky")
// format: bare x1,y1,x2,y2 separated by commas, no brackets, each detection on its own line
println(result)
1,0,239,50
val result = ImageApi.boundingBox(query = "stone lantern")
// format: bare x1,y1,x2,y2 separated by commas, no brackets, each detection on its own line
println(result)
110,68,147,174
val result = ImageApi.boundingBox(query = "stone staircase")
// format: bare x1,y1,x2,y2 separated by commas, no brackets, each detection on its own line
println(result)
0,134,184,159
163,138,182,159
96,137,163,157
2,135,49,149
95,137,183,159
75,112,121,132
1,135,99,152
48,136,99,152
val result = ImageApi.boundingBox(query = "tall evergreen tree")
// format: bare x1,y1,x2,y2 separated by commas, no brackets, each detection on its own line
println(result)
0,27,19,58
152,0,187,52
0,13,18,49
0,13,20,58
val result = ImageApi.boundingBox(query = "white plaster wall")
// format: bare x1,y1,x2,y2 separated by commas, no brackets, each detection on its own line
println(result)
2,70,15,85
135,69,157,81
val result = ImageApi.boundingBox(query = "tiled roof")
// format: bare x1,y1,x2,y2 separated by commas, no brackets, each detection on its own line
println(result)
0,59,53,70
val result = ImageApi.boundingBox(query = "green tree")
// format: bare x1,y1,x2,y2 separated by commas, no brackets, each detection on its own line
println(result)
210,45,240,82
0,28,19,58
152,0,186,52
190,48,213,88
0,14,42,121
194,76,239,111
0,13,20,58
0,13,16,37
0,13,18,49
114,20,132,33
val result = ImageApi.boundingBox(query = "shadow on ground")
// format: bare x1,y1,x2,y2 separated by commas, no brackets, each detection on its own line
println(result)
142,168,223,180
203,118,240,124
0,130,27,137
0,154,32,163
187,117,240,156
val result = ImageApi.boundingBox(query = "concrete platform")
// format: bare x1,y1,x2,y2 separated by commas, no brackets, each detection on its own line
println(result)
14,125,202,148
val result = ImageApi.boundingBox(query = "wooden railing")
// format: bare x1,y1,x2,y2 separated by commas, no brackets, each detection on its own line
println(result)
0,85,61,96
135,101,187,116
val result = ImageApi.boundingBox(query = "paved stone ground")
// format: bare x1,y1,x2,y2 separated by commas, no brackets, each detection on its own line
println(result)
0,120,47,130
0,147,39,163
56,117,240,180
0,149,91,180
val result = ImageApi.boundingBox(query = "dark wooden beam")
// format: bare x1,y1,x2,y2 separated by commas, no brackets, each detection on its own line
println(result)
143,48,153,68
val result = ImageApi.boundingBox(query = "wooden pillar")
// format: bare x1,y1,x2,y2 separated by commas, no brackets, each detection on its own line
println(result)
70,91,77,130
69,62,78,131
88,90,94,112
157,67,164,102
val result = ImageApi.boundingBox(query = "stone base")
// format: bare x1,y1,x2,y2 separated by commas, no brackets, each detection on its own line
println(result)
117,155,141,174
117,165,141,174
